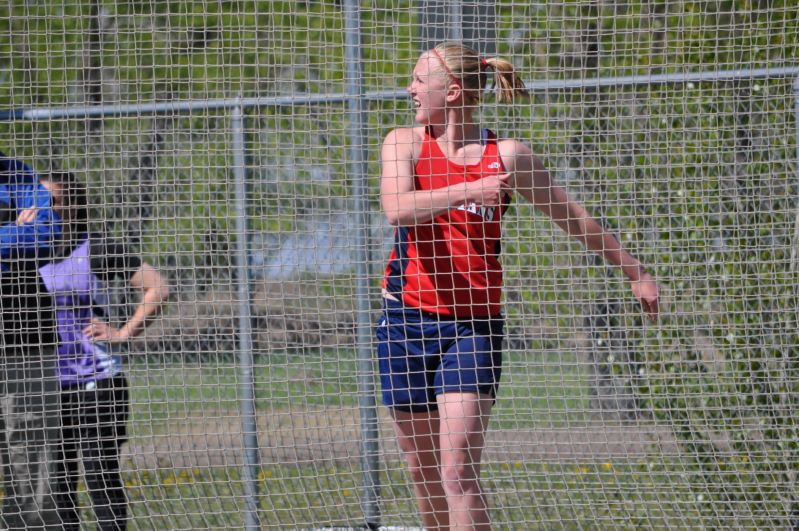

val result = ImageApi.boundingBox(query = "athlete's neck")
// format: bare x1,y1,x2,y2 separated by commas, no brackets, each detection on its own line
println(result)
429,120,482,155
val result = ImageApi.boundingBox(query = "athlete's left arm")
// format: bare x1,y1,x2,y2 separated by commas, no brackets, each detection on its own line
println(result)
500,140,660,321
83,263,170,343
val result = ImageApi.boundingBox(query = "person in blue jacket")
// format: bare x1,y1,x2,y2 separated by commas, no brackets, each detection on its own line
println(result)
18,171,169,530
0,150,63,529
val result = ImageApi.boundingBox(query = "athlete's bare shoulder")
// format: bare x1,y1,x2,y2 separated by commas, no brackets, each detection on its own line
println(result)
384,126,425,145
497,138,534,174
382,126,426,163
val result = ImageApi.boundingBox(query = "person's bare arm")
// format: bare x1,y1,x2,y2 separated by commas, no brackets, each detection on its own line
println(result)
83,263,170,343
380,128,511,226
503,140,660,320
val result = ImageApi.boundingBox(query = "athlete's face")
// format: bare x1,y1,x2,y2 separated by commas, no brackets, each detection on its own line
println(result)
406,52,451,125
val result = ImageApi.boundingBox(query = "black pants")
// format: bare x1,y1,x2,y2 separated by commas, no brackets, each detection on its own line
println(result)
52,375,129,531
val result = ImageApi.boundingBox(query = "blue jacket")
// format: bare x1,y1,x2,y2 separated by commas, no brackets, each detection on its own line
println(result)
0,152,61,270
0,151,61,348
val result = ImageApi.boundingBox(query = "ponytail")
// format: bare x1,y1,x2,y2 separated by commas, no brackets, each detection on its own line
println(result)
432,42,528,104
481,56,528,103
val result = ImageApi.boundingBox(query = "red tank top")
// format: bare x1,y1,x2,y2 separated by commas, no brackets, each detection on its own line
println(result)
382,127,510,318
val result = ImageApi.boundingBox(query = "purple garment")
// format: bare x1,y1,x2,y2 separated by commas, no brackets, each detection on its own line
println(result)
38,239,121,385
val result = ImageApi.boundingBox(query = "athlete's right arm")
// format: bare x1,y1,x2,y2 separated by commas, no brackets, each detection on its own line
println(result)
381,128,506,226
381,127,457,226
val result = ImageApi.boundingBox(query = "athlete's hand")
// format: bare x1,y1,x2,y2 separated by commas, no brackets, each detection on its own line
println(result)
83,318,130,344
631,272,660,321
16,207,37,225
467,172,512,207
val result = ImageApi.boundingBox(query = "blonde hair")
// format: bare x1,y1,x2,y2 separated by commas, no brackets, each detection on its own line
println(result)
432,41,528,104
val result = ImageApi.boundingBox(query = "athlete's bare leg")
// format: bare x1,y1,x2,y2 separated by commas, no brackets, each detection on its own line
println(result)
437,392,493,530
391,408,449,530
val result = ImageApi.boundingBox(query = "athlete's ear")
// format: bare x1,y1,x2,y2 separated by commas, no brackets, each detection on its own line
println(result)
445,82,463,104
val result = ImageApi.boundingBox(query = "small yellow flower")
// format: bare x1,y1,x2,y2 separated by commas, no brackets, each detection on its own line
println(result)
264,470,273,478
602,463,613,472
343,490,351,497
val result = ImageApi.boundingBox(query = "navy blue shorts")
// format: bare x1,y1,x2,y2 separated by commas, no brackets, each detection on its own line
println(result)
375,297,504,413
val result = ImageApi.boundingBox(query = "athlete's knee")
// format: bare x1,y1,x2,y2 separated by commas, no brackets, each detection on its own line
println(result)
439,460,480,497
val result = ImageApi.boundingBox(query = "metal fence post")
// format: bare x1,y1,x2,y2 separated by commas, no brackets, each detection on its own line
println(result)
792,77,799,270
343,0,381,527
232,103,261,530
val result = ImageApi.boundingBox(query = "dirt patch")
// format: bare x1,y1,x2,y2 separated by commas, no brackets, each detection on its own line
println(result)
122,405,679,470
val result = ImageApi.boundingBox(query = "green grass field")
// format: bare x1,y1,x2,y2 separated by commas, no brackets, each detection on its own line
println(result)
118,460,704,529
127,349,591,432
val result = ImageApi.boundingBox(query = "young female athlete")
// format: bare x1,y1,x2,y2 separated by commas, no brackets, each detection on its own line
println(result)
18,171,169,530
376,42,660,530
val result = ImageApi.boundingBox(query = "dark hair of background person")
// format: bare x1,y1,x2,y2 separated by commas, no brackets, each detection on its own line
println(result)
43,171,89,236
